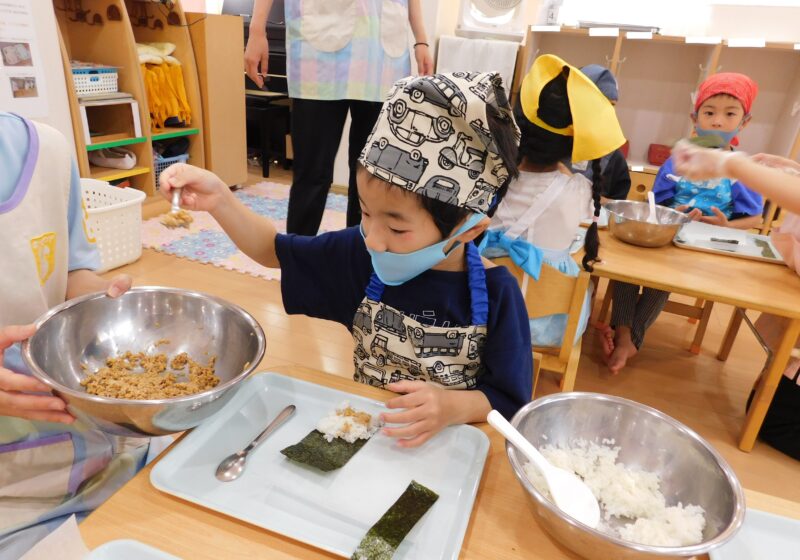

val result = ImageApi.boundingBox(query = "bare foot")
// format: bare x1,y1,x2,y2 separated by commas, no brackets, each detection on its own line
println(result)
596,324,615,359
608,327,637,375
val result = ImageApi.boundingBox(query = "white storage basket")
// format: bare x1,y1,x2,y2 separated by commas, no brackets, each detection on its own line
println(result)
80,178,146,272
72,67,119,97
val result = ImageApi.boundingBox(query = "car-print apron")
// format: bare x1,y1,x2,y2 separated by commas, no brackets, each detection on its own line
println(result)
351,242,488,389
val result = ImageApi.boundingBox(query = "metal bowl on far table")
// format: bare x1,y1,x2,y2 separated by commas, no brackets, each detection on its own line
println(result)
506,392,745,560
22,287,266,438
606,200,692,248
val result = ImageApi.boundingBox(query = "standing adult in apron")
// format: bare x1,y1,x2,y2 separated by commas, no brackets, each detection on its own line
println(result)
0,113,151,557
245,0,434,234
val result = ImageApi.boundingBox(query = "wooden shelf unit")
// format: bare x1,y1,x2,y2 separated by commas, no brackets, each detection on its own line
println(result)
151,127,200,141
85,135,147,151
89,165,151,182
53,0,204,197
124,0,205,178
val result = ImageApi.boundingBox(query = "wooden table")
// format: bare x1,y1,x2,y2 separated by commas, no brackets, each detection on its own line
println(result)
79,365,800,559
589,230,800,452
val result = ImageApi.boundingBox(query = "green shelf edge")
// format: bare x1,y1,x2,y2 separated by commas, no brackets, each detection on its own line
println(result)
151,128,200,141
86,136,147,152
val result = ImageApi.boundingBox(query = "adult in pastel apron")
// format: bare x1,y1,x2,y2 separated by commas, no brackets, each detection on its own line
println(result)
0,115,154,557
247,0,431,235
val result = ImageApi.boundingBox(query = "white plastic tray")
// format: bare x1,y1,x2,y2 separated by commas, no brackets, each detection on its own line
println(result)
150,373,490,559
709,508,800,560
674,222,784,264
88,540,182,559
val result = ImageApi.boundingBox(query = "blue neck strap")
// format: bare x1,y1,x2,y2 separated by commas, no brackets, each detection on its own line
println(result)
365,242,489,326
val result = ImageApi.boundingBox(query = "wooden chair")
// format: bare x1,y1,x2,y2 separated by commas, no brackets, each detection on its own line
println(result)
494,257,590,394
759,199,781,236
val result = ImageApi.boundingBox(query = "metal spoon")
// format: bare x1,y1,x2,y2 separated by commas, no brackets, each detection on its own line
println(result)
215,404,296,482
170,187,182,215
487,410,601,528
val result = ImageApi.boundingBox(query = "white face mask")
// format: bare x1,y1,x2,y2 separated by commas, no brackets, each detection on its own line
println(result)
360,213,485,286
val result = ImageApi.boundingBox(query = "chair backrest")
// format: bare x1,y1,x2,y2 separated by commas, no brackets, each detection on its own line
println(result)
494,256,590,358
494,257,588,315
759,199,781,235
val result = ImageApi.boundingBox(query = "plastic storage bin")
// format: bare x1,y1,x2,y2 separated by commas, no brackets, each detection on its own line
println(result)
153,154,190,186
80,178,146,272
72,65,119,97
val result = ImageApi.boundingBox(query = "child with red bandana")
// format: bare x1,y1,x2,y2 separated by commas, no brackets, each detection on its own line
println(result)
602,73,764,375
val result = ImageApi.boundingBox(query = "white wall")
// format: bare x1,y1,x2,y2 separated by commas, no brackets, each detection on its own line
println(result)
553,0,800,41
707,5,800,42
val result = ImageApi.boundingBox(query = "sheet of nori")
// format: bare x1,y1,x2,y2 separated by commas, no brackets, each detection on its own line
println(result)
351,480,439,560
280,429,370,472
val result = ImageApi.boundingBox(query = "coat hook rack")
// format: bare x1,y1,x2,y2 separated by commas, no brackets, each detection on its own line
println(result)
129,2,163,30
60,0,103,26
107,5,122,21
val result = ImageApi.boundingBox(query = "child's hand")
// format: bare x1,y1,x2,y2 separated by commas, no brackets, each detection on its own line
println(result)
159,163,231,213
381,381,458,448
699,207,729,227
0,325,74,424
675,205,704,222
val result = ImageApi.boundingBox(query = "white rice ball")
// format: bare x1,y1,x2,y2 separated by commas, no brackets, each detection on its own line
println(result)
317,401,381,444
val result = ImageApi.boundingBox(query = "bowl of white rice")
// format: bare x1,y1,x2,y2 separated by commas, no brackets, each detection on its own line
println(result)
506,392,745,560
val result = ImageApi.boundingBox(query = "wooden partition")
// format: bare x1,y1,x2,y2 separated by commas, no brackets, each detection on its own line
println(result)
519,26,800,217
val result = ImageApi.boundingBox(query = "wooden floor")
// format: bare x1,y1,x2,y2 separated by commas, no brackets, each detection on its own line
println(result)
128,164,799,503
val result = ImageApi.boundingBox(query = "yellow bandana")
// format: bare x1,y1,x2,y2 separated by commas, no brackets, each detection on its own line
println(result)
520,54,625,162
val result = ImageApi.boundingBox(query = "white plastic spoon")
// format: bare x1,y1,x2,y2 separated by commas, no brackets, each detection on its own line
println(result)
487,410,601,528
647,191,659,225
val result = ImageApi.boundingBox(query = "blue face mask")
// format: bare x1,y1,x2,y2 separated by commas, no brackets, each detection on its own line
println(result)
361,212,485,286
694,118,746,146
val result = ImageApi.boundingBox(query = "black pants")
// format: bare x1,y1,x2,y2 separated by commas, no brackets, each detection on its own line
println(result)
747,370,800,461
611,282,670,349
287,98,382,235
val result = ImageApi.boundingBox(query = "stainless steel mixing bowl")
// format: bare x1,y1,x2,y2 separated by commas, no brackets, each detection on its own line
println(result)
506,392,745,560
606,200,691,248
22,287,266,437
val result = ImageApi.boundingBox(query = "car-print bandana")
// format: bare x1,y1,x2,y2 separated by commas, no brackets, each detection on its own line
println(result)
358,71,520,213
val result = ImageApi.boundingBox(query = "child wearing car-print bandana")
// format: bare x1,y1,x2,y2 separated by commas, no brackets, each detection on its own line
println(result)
159,72,532,448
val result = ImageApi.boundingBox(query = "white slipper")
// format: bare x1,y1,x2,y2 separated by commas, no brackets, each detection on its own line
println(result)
89,148,137,170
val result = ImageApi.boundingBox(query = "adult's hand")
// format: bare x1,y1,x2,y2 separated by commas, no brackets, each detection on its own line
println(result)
0,324,74,424
245,32,269,89
414,44,434,76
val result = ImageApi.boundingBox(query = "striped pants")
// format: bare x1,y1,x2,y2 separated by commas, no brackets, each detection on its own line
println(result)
611,282,670,349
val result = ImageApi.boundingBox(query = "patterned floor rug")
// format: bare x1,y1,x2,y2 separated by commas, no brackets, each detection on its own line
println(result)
141,181,348,281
